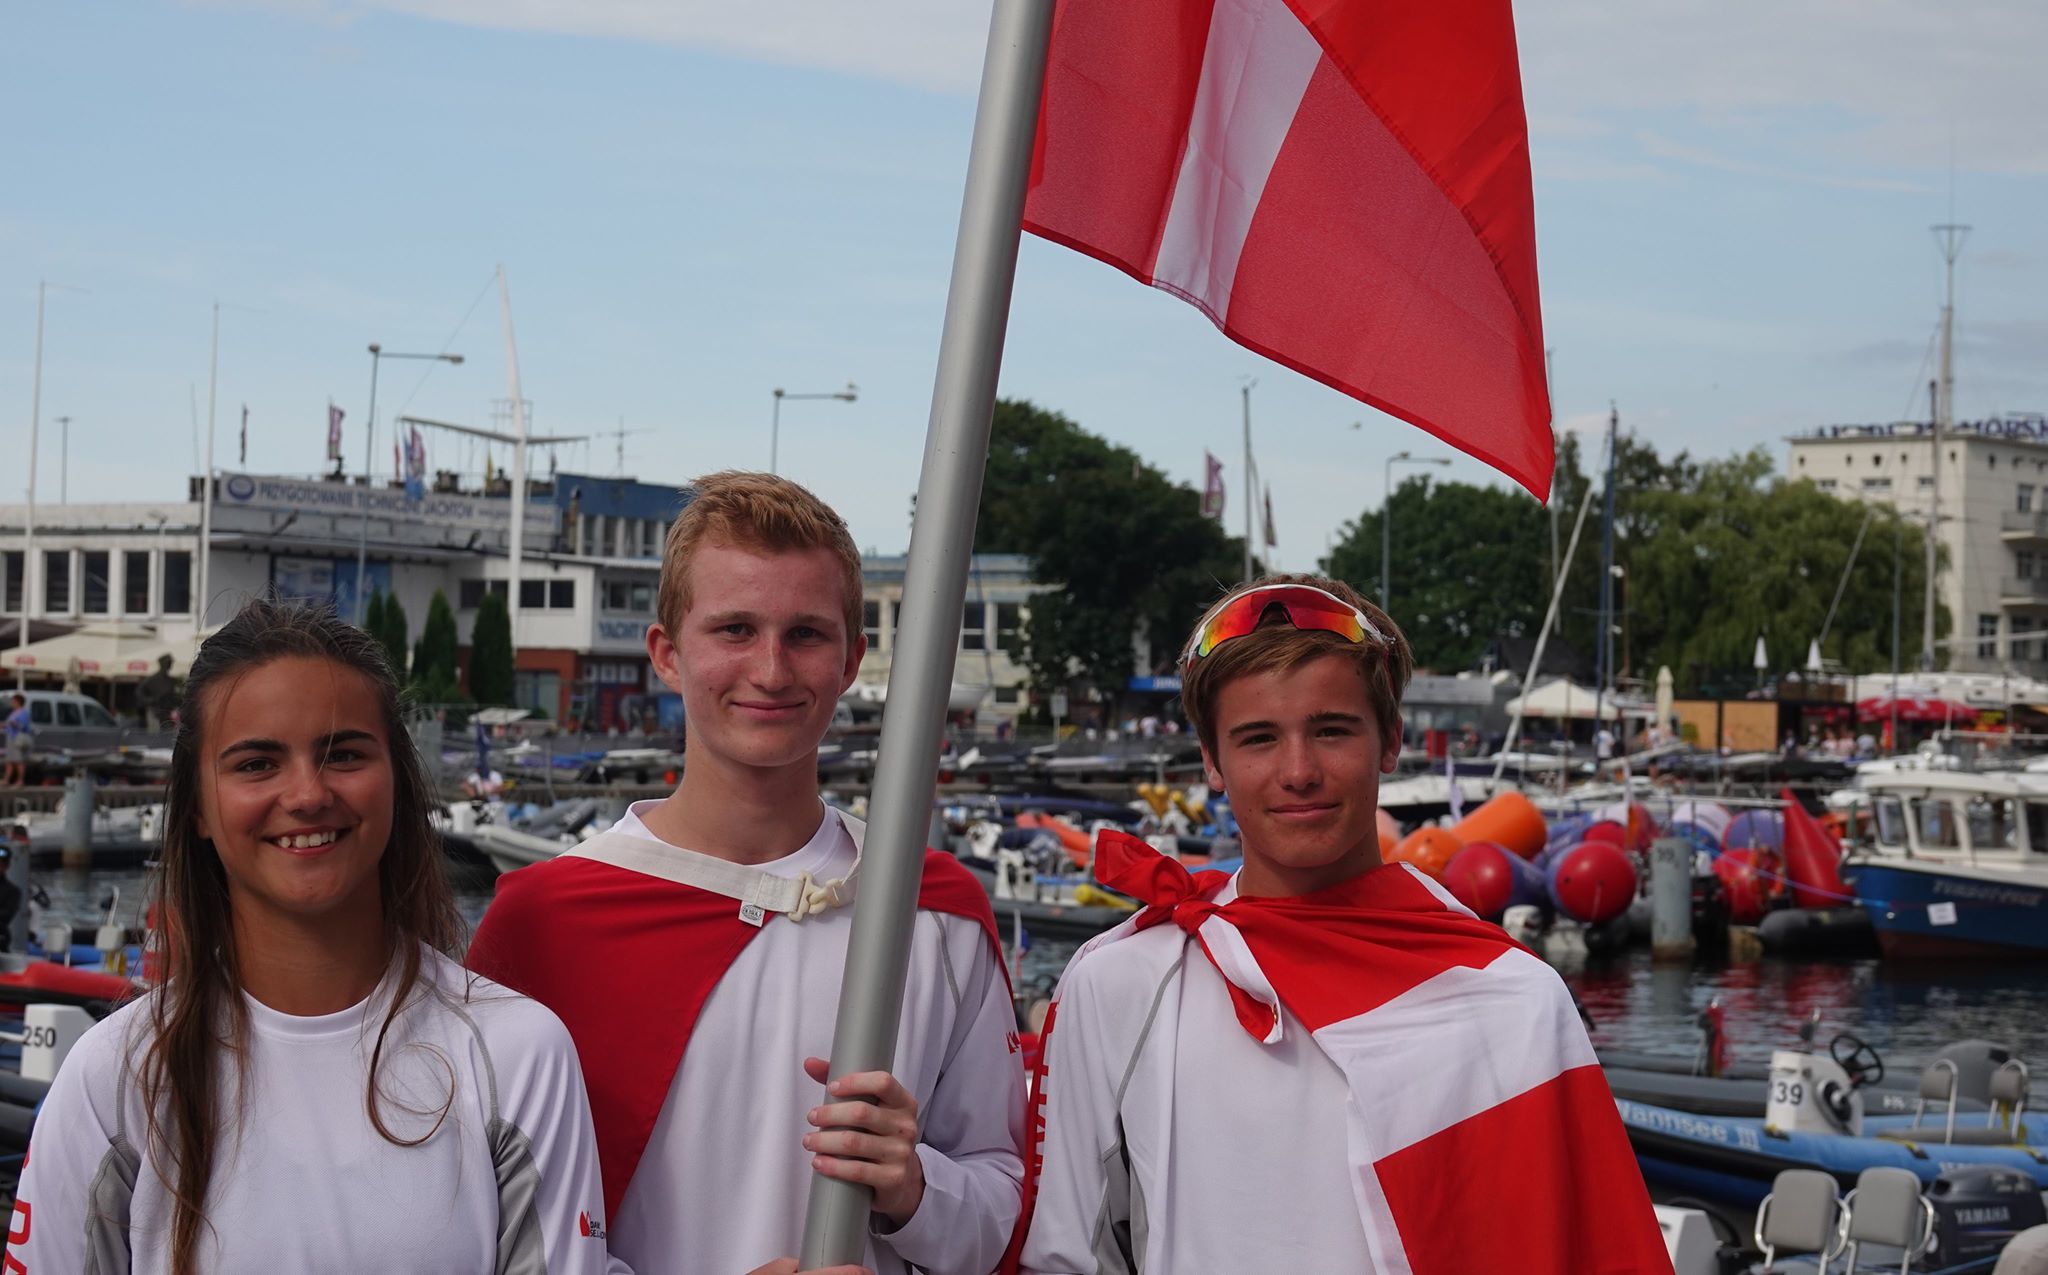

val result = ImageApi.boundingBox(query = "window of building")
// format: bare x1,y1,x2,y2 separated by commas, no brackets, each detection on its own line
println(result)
863,600,882,647
1990,454,1999,470
1861,477,1891,493
602,580,653,613
1872,453,1883,467
2018,635,2036,662
641,520,658,558
2022,485,2036,514
520,579,547,609
995,601,1023,649
1979,613,1999,659
124,552,151,613
2020,551,2037,581
961,602,987,651
1816,478,1838,492
81,551,110,614
1918,476,1935,489
459,579,509,610
549,579,575,609
163,552,192,615
1797,455,1805,467
993,685,1022,704
44,550,71,612
2,550,21,614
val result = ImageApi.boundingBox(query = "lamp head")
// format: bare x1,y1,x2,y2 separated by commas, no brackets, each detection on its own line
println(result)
368,342,382,355
444,354,465,366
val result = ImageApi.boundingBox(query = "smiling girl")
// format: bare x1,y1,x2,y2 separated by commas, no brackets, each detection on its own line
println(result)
5,598,617,1274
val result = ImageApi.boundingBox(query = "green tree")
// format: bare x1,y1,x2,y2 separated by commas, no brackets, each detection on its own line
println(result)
469,590,515,707
1323,476,1555,670
974,399,1248,715
1319,431,1949,691
412,589,465,705
378,591,410,681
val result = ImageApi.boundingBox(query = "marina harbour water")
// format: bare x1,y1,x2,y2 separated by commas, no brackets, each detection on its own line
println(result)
35,865,2048,1078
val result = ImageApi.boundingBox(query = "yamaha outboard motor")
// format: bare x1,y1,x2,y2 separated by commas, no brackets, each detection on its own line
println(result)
1920,1166,2048,1269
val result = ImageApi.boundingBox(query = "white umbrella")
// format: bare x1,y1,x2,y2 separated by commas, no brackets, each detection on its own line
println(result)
1,622,183,680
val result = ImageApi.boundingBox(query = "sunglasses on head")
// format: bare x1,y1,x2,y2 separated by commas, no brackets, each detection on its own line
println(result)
1180,584,1388,673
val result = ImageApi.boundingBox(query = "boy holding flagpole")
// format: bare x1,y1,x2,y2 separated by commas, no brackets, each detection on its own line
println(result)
469,471,1025,1275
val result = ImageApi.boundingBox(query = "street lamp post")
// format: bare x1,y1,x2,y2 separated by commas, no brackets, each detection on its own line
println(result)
1381,451,1450,613
355,343,463,624
770,383,858,475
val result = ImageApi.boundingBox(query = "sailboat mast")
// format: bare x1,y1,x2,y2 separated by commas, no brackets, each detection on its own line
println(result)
499,266,528,658
1595,404,1617,731
1925,223,1968,672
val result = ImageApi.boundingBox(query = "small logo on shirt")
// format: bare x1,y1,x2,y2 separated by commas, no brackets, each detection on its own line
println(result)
579,1211,607,1240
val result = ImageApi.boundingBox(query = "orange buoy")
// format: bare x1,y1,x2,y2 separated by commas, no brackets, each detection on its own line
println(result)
1389,826,1463,880
1377,808,1401,857
1449,791,1548,860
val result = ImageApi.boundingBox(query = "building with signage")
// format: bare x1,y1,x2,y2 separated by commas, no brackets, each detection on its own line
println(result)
1788,415,2048,676
0,469,691,730
4,471,1058,728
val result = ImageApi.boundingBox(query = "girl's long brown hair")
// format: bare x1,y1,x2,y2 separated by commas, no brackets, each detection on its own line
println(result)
142,597,463,1272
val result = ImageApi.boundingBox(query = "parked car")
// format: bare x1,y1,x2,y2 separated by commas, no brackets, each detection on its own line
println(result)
14,691,123,756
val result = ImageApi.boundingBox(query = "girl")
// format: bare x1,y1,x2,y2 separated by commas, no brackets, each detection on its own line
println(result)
5,598,617,1273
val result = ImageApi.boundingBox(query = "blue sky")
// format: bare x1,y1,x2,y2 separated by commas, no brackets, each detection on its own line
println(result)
6,0,2046,566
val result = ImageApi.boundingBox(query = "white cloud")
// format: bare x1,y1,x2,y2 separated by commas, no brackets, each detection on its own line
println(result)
202,0,994,92
202,0,2048,177
1518,1,2048,175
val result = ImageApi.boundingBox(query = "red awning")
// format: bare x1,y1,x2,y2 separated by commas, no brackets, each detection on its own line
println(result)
1854,696,1978,723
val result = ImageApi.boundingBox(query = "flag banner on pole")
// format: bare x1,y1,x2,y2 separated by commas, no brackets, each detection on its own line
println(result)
405,424,428,501
1201,450,1226,520
1024,0,1553,498
1262,483,1277,547
327,402,344,462
239,404,248,465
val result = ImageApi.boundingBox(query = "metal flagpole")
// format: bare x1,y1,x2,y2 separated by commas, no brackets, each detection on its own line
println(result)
796,0,1055,1263
1241,380,1255,582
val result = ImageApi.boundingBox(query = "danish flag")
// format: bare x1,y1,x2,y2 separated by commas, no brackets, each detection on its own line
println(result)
1025,0,1554,496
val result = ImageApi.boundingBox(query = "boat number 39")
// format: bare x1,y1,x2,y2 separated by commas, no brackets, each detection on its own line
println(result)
1771,1080,1805,1105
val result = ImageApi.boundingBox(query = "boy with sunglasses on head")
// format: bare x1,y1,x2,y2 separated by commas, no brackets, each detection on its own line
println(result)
1008,575,1666,1275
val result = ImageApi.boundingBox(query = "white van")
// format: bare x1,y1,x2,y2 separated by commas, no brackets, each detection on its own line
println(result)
12,691,122,754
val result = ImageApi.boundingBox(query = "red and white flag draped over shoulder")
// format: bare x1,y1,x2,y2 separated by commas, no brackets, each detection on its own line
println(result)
1025,0,1553,498
1013,830,1668,1274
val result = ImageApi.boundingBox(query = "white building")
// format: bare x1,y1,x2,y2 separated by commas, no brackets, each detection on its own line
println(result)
4,475,1061,728
0,470,675,729
1788,415,2048,676
854,553,1052,721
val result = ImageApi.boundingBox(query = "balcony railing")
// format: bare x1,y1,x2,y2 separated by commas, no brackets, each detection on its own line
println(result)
1999,576,2048,604
2000,510,2048,539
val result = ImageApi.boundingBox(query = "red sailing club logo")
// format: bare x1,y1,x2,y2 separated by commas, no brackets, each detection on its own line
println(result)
578,1210,607,1240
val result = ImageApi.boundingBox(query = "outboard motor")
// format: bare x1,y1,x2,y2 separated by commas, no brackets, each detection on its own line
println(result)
1921,1166,2048,1269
